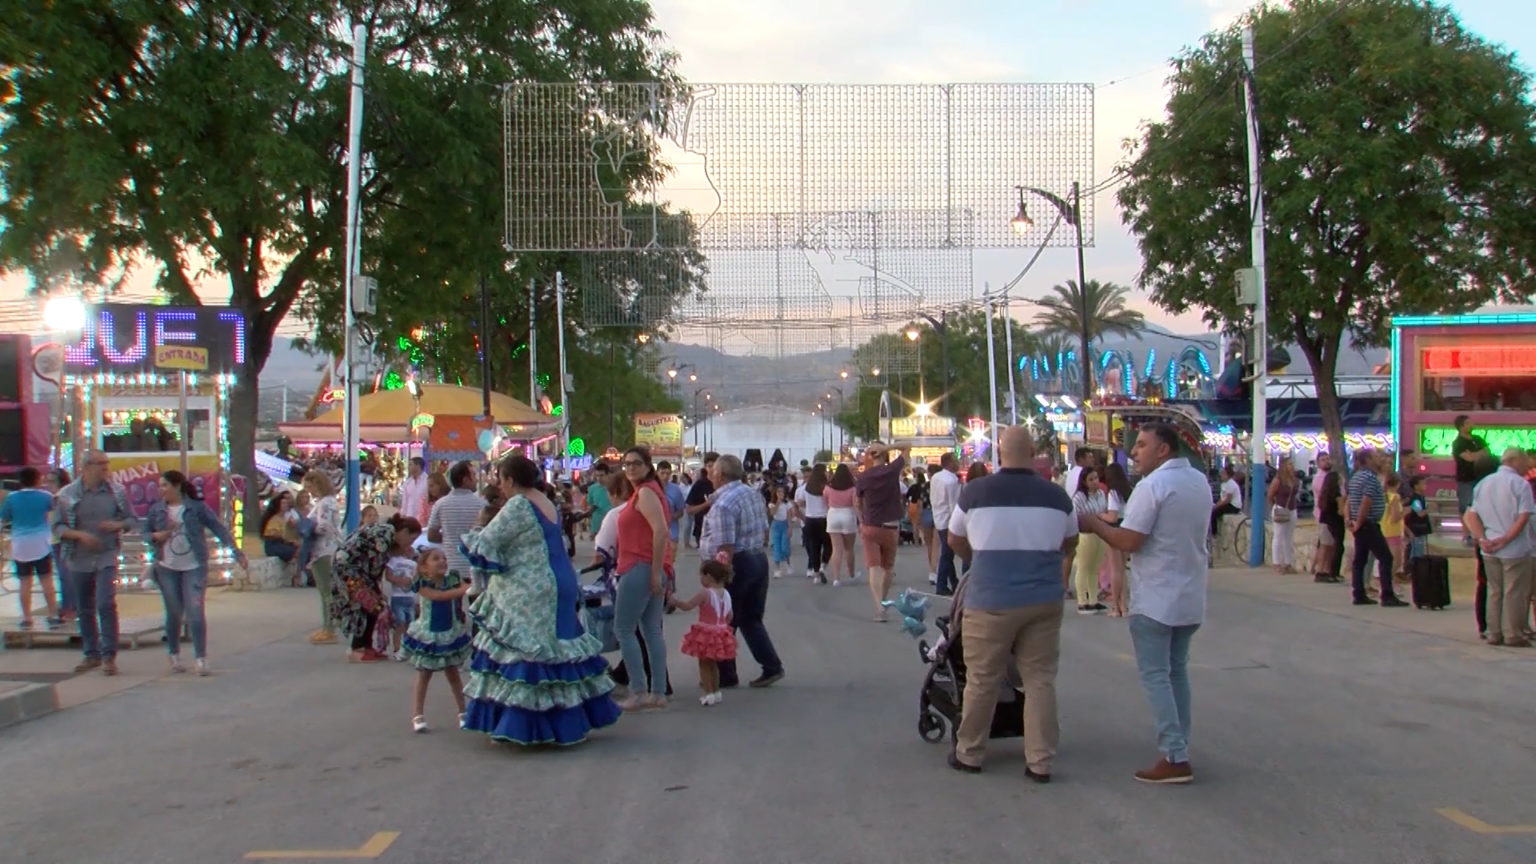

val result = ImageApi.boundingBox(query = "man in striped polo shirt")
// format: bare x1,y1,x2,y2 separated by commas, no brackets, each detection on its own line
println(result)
945,426,1077,782
1346,449,1407,607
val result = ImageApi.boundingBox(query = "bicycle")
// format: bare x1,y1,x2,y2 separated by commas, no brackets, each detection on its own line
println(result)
1208,514,1252,564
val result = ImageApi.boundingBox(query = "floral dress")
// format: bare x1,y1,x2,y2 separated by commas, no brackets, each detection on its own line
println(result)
459,494,621,746
402,572,471,671
327,524,394,639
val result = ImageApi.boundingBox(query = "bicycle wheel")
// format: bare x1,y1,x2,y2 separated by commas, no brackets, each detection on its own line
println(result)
1233,519,1252,562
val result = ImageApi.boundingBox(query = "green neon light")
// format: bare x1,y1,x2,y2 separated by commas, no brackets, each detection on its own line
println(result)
1393,313,1536,328
1418,426,1536,457
567,437,585,457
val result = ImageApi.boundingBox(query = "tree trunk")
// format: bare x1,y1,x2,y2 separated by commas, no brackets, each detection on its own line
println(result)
227,327,269,534
1080,330,1093,402
1295,322,1348,486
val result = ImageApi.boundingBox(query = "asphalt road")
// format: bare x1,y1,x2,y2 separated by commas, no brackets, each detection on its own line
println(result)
3,546,1535,864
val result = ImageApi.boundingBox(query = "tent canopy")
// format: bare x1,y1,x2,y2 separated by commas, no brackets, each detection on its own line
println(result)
279,383,559,443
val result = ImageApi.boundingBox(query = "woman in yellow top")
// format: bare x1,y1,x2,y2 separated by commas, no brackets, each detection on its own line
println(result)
261,491,301,563
1379,473,1406,584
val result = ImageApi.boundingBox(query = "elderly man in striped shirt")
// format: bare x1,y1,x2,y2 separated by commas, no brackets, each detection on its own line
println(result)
945,426,1077,782
1346,449,1407,607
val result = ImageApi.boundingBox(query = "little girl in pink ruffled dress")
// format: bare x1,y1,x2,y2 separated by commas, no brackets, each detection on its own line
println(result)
674,560,736,706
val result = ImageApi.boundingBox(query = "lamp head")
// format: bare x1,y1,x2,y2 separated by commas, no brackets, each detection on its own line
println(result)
904,328,920,342
43,295,88,333
667,368,678,379
1010,201,1033,235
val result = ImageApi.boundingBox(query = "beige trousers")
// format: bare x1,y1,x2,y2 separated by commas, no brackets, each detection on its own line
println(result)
954,601,1064,774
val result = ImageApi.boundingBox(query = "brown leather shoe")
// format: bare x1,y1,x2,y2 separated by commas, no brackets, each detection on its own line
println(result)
1134,757,1193,784
102,658,118,677
1503,639,1531,648
73,658,102,674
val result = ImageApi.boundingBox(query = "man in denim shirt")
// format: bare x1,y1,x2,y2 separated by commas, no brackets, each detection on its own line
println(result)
55,451,137,676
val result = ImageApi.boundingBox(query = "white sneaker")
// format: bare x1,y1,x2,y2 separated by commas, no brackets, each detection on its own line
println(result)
928,572,938,584
392,650,407,662
833,579,842,587
168,654,186,674
195,658,210,677
805,569,814,580
699,693,712,706
412,715,428,733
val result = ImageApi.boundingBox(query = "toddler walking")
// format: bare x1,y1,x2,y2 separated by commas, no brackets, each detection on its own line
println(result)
383,548,417,661
401,548,472,732
675,560,736,706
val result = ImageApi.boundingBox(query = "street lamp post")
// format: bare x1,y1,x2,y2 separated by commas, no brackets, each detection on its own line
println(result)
1012,181,1091,401
692,387,710,450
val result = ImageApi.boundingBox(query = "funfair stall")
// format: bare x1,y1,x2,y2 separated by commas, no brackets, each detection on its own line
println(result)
1391,311,1536,495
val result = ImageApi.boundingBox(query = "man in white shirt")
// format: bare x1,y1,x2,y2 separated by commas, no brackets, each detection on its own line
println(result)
1210,465,1243,537
929,452,963,596
398,457,429,524
1311,453,1332,521
428,461,484,586
1463,448,1535,647
1078,422,1209,785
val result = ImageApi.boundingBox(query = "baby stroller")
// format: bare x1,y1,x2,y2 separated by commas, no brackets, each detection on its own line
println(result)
915,577,1025,744
579,550,618,652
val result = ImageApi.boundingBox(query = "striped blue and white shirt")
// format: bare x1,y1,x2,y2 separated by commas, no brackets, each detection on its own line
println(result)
947,468,1077,611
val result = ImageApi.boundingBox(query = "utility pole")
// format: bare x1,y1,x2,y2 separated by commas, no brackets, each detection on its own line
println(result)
555,272,569,464
341,22,366,532
528,278,538,406
1242,24,1270,568
1003,297,1018,423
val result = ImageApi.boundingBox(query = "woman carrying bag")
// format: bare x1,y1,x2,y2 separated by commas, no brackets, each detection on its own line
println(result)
1267,458,1301,575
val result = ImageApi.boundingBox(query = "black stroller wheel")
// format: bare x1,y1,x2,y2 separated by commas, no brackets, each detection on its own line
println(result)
918,711,944,743
917,639,930,663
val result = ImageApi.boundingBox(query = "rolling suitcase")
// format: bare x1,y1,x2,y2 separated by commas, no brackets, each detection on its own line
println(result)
1410,555,1451,610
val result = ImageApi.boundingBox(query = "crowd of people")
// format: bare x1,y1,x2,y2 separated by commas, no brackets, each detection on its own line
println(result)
11,413,1533,784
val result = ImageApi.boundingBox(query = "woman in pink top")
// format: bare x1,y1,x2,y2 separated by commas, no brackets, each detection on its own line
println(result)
823,465,860,587
612,446,672,710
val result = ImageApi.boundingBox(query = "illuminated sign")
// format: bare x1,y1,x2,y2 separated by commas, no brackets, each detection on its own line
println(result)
1418,426,1536,458
1421,345,1536,377
633,413,684,457
409,413,435,431
64,305,247,376
890,415,955,438
153,345,209,371
1202,430,1397,453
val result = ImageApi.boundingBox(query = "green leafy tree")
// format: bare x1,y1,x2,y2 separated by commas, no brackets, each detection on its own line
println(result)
0,1,688,525
1028,279,1145,400
1118,0,1536,462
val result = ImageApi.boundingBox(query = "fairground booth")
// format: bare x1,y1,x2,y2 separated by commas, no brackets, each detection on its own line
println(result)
278,383,561,472
1391,311,1536,496
60,305,249,520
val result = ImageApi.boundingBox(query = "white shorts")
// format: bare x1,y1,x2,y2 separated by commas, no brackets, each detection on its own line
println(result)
827,507,858,535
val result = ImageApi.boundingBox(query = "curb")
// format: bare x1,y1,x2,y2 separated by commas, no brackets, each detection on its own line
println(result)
0,680,60,730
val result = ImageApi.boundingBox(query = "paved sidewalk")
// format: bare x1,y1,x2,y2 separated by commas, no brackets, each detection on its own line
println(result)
1209,561,1511,653
0,586,320,712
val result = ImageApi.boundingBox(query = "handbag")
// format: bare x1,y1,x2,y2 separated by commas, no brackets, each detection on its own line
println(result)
1271,505,1292,523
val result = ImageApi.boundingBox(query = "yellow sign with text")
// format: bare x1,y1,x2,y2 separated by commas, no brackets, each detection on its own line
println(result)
633,413,684,458
153,345,210,371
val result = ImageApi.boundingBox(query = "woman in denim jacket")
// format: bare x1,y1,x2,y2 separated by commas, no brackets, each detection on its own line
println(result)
145,471,247,675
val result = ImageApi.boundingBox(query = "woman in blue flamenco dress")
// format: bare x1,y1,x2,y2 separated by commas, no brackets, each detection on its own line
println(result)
459,454,622,745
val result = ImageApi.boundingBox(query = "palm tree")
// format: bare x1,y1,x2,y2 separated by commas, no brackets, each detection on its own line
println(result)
1031,279,1146,400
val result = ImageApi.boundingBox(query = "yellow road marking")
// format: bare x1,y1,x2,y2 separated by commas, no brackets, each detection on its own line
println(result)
1437,808,1536,835
244,831,401,860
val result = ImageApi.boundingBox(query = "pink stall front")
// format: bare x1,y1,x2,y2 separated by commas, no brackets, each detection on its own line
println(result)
1391,312,1536,502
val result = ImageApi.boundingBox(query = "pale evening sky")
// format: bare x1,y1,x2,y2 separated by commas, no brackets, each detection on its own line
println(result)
2,0,1530,339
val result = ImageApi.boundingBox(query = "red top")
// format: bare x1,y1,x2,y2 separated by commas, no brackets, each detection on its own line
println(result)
617,479,669,573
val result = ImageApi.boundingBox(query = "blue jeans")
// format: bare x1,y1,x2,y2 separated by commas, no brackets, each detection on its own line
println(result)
1128,614,1199,764
263,537,298,563
614,562,668,697
770,521,791,564
155,565,209,658
936,529,958,596
54,545,76,616
72,565,120,660
297,516,316,571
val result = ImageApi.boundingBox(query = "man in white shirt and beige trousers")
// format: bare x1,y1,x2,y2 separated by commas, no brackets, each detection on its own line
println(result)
1463,448,1535,647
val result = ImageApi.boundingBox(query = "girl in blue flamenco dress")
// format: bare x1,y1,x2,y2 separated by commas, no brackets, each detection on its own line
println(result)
459,455,621,745
402,547,471,733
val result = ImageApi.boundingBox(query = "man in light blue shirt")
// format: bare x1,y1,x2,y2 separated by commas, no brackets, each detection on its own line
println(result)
1078,422,1208,785
656,461,687,544
1464,448,1535,647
